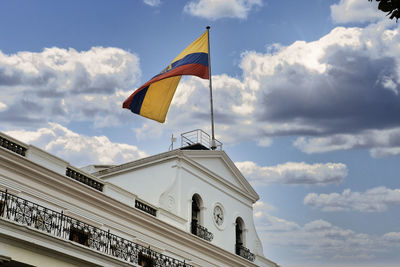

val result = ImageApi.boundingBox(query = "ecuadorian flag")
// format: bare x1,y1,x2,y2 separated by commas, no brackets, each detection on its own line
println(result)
123,30,209,123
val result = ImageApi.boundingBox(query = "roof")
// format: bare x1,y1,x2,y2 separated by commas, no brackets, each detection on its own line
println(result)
93,148,259,203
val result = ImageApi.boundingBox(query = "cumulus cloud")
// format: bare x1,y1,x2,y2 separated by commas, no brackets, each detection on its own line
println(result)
0,47,140,128
235,161,347,186
184,0,262,20
238,22,400,153
331,0,385,24
244,25,400,136
304,187,400,212
5,123,147,167
254,200,400,263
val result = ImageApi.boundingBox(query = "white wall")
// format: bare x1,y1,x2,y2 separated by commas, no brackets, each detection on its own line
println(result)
102,152,263,257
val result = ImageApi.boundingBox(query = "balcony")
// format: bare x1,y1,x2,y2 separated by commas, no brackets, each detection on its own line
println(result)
236,244,255,262
0,189,191,267
191,222,214,242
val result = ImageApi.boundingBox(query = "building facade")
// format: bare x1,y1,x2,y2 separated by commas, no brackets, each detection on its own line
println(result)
0,131,278,267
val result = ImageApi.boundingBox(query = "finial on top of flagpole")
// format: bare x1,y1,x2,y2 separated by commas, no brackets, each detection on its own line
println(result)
206,26,210,29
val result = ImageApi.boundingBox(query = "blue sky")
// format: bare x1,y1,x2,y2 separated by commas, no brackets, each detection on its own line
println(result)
1,0,400,266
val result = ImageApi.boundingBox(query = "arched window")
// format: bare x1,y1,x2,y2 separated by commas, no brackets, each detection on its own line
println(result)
191,194,202,235
235,217,245,255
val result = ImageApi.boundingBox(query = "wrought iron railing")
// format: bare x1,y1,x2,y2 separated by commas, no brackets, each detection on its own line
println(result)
191,222,214,242
66,167,104,192
235,244,255,262
0,135,27,157
0,190,191,267
135,200,157,217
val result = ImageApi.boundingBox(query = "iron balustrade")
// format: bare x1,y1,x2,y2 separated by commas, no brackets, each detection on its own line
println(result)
66,167,104,192
0,135,27,157
235,244,255,262
191,222,214,242
135,200,157,217
0,190,191,267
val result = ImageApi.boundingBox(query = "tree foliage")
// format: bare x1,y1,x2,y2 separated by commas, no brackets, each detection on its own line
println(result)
369,0,400,21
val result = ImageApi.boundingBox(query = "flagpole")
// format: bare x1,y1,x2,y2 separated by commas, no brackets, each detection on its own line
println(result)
207,26,216,150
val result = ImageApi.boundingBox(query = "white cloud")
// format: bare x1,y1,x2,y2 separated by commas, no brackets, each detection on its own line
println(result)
0,47,140,128
254,200,400,264
5,123,147,167
143,0,161,7
304,187,400,212
236,161,347,186
294,128,400,158
184,0,262,20
331,0,385,24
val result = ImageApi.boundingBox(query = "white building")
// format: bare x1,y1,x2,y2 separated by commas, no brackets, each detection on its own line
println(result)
0,130,278,267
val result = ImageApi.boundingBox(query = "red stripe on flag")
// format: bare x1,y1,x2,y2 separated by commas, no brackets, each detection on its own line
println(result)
122,63,209,109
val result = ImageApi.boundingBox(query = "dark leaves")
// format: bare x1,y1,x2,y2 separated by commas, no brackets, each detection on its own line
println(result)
369,0,400,21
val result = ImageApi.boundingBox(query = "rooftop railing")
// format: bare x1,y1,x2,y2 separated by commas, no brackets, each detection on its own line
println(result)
135,200,157,217
0,189,191,267
0,135,27,157
66,167,104,192
181,129,222,150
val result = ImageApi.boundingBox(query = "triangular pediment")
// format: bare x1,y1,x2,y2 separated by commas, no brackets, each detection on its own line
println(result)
181,150,259,202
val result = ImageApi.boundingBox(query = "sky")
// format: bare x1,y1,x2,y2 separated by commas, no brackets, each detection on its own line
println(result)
1,0,400,266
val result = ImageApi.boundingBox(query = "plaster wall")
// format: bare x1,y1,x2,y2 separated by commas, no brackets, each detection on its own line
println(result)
102,160,176,206
102,154,263,257
177,162,262,256
189,157,241,188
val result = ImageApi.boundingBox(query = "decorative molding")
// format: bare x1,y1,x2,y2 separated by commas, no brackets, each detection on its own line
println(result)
63,210,104,229
157,208,187,225
102,182,136,207
26,145,69,174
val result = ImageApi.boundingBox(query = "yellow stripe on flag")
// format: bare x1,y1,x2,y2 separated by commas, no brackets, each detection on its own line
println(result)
171,31,208,63
140,76,182,123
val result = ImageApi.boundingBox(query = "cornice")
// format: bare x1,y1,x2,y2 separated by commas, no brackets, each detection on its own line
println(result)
178,154,258,204
94,149,181,177
181,150,259,201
